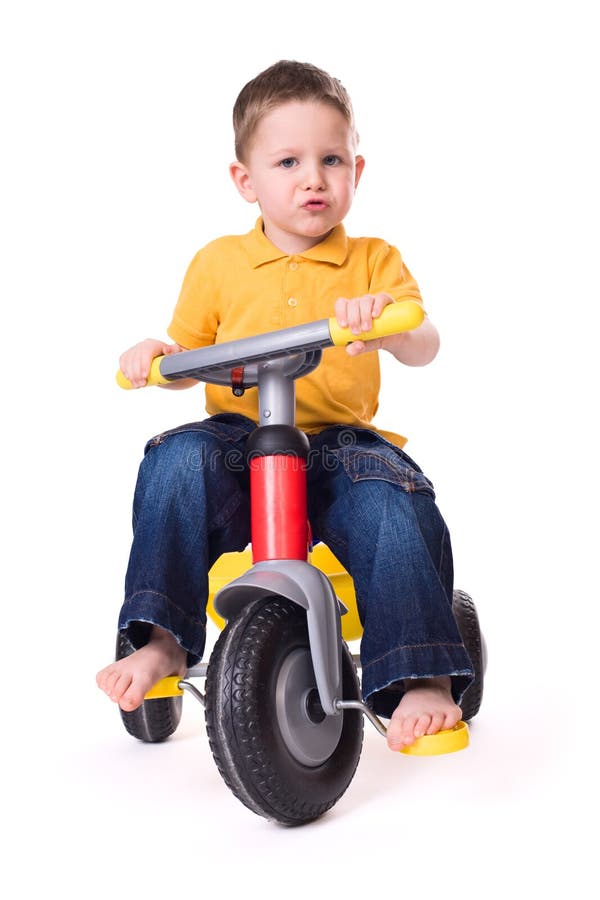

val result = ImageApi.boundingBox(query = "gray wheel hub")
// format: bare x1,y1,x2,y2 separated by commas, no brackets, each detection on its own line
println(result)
275,648,343,767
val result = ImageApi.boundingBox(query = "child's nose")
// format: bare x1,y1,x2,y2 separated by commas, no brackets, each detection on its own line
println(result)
301,163,326,191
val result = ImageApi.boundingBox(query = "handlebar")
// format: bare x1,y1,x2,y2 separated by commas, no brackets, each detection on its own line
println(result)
116,300,425,390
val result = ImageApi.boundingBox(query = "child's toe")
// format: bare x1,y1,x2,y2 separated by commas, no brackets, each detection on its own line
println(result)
98,668,119,696
386,718,404,750
111,672,134,703
443,707,462,730
413,714,431,739
426,712,446,735
119,684,144,712
401,715,419,744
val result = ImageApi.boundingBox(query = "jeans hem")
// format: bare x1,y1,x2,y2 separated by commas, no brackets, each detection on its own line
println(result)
361,642,474,717
118,591,207,666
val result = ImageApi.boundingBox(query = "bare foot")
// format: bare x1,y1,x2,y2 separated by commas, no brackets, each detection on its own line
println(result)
386,676,462,751
96,626,187,712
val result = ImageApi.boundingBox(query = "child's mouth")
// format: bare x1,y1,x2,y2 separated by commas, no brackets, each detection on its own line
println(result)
303,200,328,210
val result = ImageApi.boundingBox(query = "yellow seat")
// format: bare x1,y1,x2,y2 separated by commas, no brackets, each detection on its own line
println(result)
207,545,363,642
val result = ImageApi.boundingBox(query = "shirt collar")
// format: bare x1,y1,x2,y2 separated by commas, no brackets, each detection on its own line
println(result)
244,217,348,268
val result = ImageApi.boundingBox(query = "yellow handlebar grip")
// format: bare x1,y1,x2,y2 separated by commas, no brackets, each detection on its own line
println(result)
328,299,425,347
116,355,170,389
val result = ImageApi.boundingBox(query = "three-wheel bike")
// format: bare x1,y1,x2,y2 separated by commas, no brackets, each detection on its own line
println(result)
115,300,486,825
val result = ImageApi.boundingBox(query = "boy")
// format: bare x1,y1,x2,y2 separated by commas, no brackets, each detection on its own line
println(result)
97,61,473,750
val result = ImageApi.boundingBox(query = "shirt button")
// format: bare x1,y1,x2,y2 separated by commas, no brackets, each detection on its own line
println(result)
289,261,299,270
288,297,298,307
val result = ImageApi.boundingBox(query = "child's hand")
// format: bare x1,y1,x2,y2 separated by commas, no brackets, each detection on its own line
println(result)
334,293,394,356
119,338,183,388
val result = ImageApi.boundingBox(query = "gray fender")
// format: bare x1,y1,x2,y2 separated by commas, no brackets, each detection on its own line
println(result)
213,560,346,716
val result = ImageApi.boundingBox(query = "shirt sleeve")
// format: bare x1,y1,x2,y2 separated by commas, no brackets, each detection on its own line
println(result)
368,243,423,305
167,246,220,349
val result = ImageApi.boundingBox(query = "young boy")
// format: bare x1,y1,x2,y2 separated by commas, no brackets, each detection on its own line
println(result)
97,60,473,750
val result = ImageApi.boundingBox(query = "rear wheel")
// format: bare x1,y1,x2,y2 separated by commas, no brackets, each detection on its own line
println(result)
452,590,487,722
115,632,183,743
205,595,363,826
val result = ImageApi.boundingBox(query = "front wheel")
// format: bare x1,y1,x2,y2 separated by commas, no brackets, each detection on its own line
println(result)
205,595,363,826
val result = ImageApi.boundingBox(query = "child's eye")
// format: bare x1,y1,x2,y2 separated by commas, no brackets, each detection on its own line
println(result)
279,157,297,168
323,155,341,166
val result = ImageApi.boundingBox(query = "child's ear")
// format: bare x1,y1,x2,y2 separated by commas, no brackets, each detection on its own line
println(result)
230,161,257,203
354,155,365,189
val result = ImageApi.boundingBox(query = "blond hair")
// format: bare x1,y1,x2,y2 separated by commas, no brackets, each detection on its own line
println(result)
233,60,357,162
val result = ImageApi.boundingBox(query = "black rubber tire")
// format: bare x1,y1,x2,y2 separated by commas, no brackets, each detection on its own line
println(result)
115,632,183,743
452,590,487,722
204,595,363,826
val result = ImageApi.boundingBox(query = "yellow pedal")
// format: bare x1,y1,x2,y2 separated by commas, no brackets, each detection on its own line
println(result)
400,721,470,756
143,676,184,700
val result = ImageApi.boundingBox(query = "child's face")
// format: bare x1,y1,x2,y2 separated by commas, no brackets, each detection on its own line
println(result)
231,101,365,254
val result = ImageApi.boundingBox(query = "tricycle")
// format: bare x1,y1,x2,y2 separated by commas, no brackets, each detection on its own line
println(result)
115,300,486,825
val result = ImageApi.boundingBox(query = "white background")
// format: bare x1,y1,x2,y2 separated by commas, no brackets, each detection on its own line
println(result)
1,1,597,897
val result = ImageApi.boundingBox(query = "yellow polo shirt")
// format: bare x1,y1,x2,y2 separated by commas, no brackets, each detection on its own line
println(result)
167,218,422,448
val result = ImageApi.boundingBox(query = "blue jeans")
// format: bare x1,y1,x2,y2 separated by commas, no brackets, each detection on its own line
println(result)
118,414,473,716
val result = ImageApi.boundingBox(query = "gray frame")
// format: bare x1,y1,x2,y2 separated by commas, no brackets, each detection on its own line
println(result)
214,559,347,717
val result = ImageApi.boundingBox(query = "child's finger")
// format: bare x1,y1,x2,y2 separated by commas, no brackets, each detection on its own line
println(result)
372,292,394,318
356,296,371,332
345,340,365,356
124,370,146,389
334,297,349,328
127,354,152,387
346,298,364,335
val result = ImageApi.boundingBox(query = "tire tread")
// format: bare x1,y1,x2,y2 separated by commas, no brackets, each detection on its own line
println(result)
205,596,363,825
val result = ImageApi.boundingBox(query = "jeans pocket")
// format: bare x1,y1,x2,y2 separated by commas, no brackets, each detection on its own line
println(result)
144,414,255,454
327,446,435,496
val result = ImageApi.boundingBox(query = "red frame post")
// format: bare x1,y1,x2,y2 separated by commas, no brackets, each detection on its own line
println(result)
250,455,308,562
